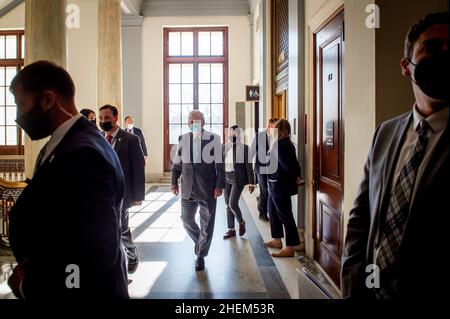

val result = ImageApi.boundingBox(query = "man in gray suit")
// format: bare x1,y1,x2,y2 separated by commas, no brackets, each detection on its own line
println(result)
341,12,448,300
171,110,225,271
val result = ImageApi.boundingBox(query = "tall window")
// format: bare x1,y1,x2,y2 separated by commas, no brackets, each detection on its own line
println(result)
0,30,24,155
163,27,228,171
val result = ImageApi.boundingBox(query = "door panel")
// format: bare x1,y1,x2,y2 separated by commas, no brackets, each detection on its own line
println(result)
314,10,344,288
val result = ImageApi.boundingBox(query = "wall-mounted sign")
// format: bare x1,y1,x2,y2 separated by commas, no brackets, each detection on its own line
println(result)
324,121,334,149
246,85,260,102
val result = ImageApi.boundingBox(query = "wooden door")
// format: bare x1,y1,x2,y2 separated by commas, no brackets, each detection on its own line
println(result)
313,10,345,288
274,90,287,120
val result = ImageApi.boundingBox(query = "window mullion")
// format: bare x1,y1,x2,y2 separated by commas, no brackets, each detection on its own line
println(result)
194,61,199,110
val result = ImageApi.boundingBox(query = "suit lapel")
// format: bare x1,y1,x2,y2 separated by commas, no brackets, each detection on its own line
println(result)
114,129,125,153
410,121,450,210
378,113,413,218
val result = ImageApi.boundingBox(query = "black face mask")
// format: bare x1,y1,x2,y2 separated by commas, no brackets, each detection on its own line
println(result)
90,120,97,125
410,52,449,101
15,97,53,141
228,136,237,144
100,121,113,132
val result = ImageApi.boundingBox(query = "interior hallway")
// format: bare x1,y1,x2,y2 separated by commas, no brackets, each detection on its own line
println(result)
1,184,300,299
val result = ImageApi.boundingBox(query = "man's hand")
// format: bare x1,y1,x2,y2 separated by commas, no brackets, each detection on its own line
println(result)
144,156,149,166
214,188,223,198
8,262,26,299
297,177,306,186
171,184,179,196
133,201,143,206
248,186,255,194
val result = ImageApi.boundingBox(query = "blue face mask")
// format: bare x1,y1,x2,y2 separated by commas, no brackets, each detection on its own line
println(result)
190,123,202,134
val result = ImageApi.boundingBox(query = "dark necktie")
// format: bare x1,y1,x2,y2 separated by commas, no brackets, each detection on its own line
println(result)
375,119,431,299
33,143,48,176
106,135,113,145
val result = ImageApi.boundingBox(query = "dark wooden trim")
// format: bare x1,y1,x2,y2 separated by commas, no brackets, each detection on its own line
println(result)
312,9,345,289
163,27,229,172
0,30,25,156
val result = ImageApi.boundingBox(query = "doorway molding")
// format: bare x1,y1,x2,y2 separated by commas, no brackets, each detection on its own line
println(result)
304,0,344,283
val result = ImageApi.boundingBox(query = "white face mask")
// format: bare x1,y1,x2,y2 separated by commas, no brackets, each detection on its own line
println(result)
127,123,134,130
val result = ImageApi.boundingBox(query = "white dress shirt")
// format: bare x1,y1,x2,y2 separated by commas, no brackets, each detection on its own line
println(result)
106,126,120,148
40,113,83,165
225,144,235,172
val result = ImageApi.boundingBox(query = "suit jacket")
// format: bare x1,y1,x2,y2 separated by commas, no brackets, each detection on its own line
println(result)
9,117,128,299
129,127,148,157
268,138,301,197
223,143,255,187
171,131,225,201
249,130,271,171
341,110,449,300
113,129,146,208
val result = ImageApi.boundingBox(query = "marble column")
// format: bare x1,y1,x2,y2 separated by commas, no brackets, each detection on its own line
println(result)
24,0,67,179
98,0,123,120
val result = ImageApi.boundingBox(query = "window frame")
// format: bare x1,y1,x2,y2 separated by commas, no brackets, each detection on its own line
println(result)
163,27,229,172
0,30,25,155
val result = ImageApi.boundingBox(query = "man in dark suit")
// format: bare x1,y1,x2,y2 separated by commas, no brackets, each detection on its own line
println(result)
341,12,449,300
124,115,148,165
171,110,225,271
7,61,128,299
250,118,278,221
99,105,145,275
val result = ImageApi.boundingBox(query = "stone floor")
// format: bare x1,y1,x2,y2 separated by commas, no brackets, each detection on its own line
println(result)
0,184,302,299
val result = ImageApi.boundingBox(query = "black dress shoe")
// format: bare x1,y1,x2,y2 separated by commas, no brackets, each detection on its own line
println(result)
239,221,246,236
259,215,269,222
128,257,139,274
223,229,236,239
195,257,205,271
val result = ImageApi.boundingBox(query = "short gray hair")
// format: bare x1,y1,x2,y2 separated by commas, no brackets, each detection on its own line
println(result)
188,110,205,123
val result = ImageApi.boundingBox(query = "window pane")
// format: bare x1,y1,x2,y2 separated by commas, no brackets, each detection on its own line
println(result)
5,36,17,59
0,36,5,59
6,66,17,85
181,64,194,83
199,104,211,124
198,64,210,84
211,64,223,83
6,107,16,125
169,64,181,83
211,104,223,123
6,67,16,86
199,84,210,104
0,68,5,86
211,84,223,103
181,32,193,56
21,36,25,59
0,107,5,125
169,125,181,144
169,32,181,56
181,104,193,123
0,126,5,145
211,124,223,140
198,32,211,56
182,84,193,103
6,126,17,145
211,32,224,56
181,124,190,135
169,84,181,103
6,89,15,105
0,87,5,105
169,104,181,124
